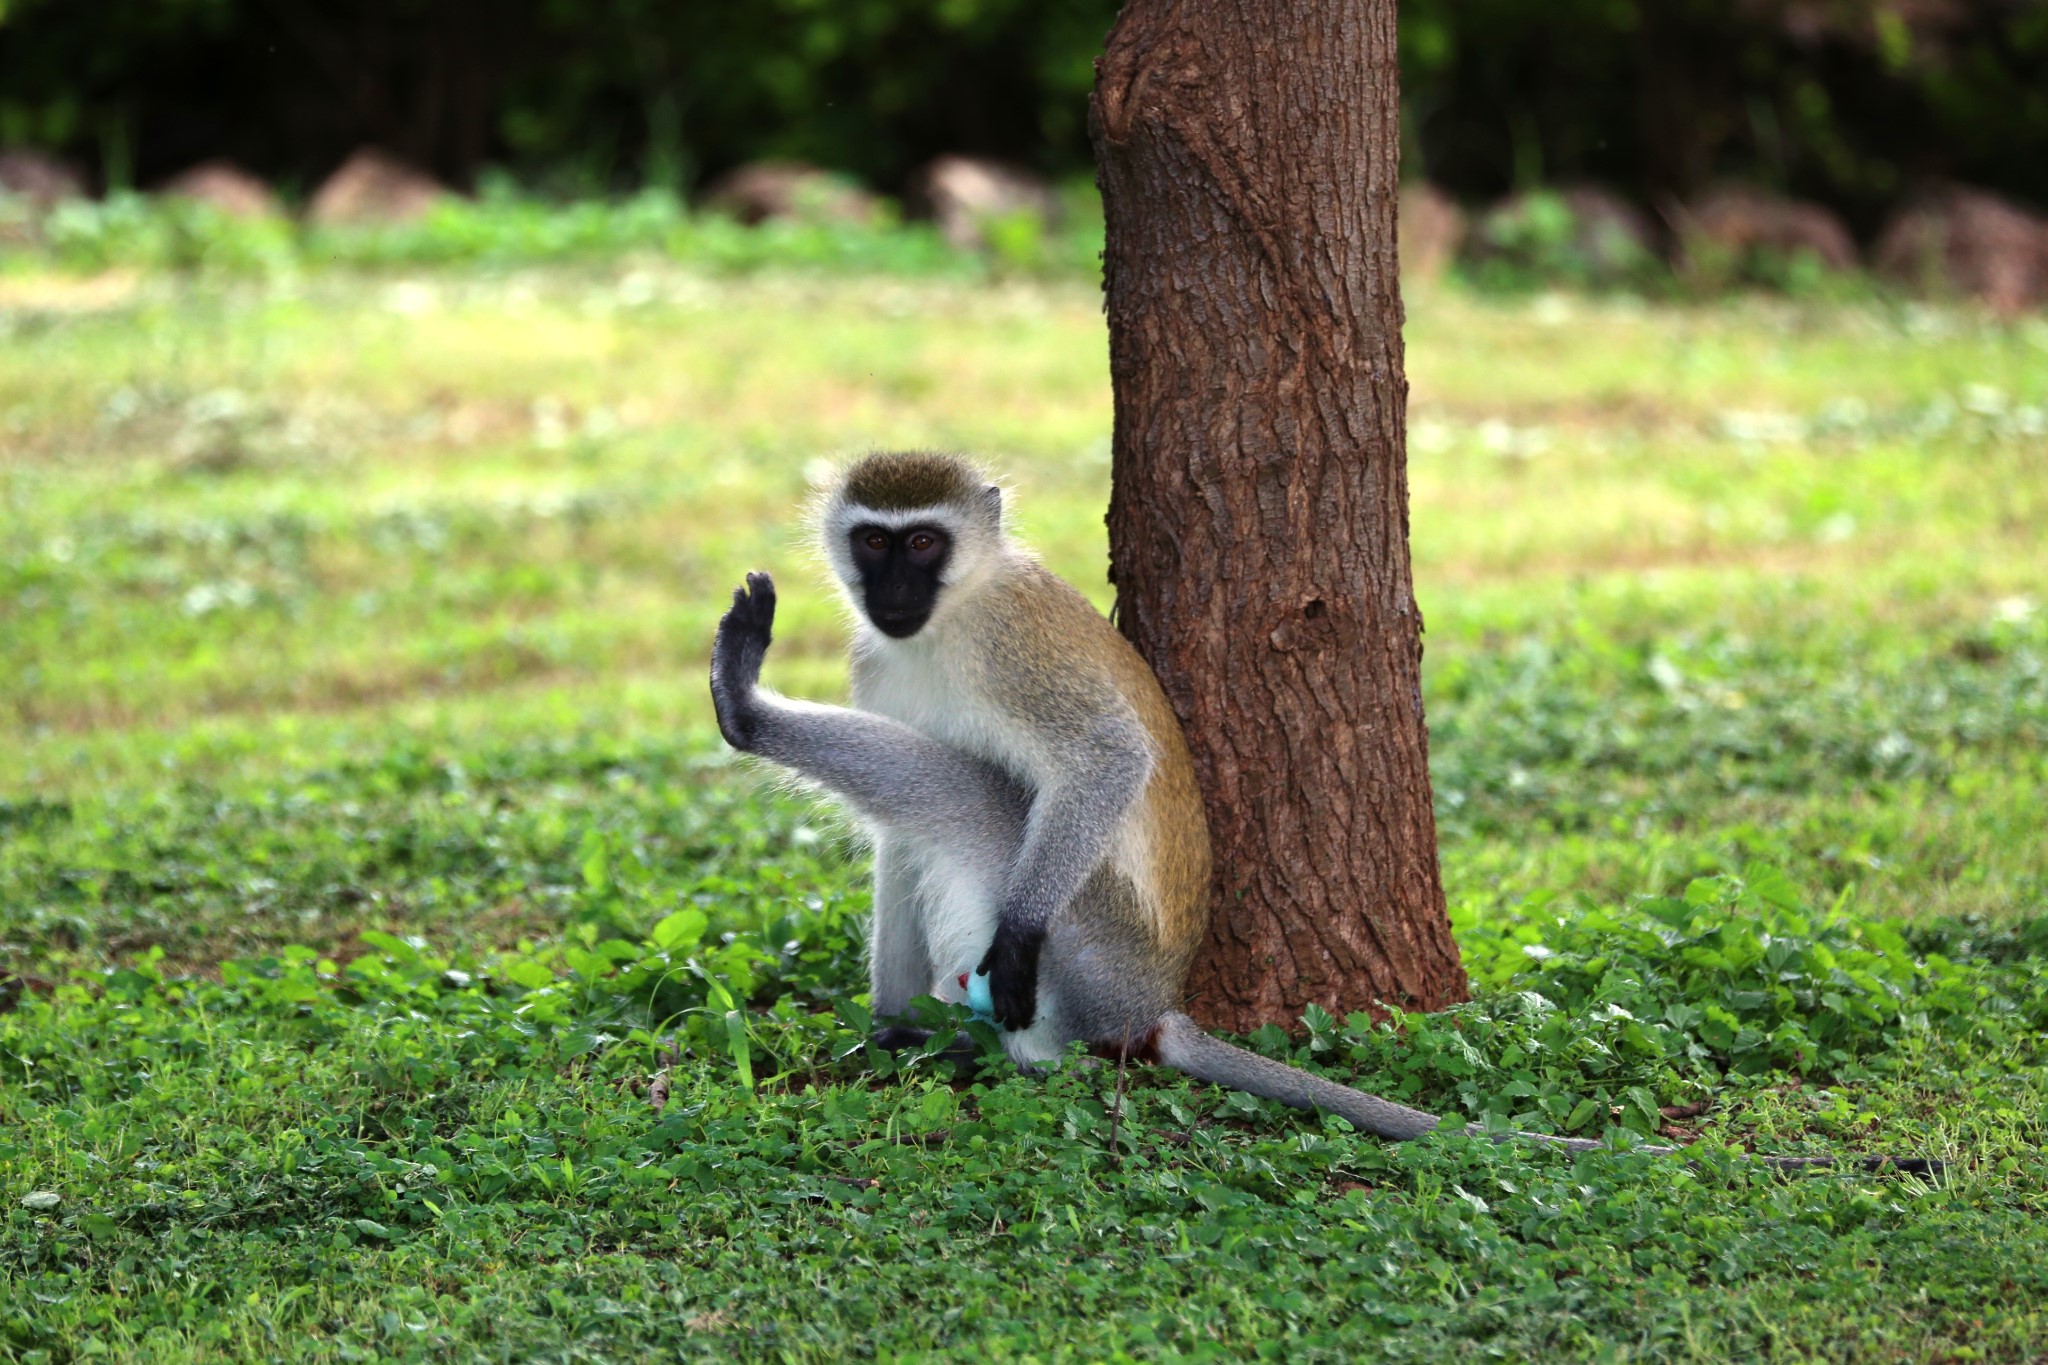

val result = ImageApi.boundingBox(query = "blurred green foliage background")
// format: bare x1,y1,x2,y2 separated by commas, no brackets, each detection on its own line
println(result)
1,0,2044,226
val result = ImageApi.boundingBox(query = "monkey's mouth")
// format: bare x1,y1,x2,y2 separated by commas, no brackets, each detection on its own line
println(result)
870,610,931,639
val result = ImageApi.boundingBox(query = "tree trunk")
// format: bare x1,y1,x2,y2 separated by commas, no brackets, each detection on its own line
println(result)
1090,0,1468,1034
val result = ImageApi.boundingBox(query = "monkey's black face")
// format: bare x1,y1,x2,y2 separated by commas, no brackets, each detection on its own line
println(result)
849,523,952,638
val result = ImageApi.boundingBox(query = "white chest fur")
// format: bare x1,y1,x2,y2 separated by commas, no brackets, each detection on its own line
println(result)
851,627,1046,787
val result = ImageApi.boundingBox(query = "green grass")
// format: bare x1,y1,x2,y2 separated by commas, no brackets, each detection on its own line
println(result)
4,187,1104,282
2,264,2045,1361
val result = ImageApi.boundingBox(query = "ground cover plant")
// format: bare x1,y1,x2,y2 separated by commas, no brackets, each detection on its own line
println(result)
2,262,2045,1361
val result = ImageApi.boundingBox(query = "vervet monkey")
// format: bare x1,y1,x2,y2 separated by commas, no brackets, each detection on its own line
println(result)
709,452,1935,1174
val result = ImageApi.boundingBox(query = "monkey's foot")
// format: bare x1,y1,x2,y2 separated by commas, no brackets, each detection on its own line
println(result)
710,571,776,748
869,1025,935,1052
871,1026,984,1073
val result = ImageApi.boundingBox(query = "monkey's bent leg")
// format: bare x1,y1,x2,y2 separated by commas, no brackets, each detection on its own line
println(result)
913,840,1005,1004
998,991,1070,1067
869,836,934,1019
1036,870,1182,1047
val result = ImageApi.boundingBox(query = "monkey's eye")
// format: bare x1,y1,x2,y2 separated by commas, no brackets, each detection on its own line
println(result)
864,532,889,552
907,532,935,553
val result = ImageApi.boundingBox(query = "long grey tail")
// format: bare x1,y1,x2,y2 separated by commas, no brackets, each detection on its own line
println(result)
1154,1011,1444,1141
1151,1012,1940,1175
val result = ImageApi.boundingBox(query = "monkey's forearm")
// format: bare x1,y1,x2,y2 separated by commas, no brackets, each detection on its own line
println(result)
743,692,1028,850
977,734,1149,1032
995,738,1150,933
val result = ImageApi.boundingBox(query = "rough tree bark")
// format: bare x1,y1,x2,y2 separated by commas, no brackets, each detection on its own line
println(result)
1090,0,1468,1033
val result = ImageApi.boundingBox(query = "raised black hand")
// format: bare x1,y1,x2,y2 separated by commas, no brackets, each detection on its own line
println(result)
976,922,1044,1032
710,572,775,750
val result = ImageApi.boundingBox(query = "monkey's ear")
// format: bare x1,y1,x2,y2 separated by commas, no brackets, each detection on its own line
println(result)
981,483,1003,521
